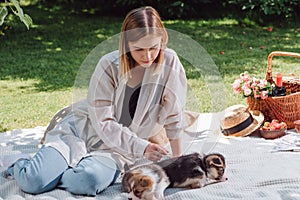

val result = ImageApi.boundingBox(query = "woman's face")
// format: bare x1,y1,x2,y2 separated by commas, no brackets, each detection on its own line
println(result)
128,35,162,68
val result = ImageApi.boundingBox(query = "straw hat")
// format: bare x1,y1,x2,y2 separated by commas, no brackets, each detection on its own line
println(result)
220,104,264,137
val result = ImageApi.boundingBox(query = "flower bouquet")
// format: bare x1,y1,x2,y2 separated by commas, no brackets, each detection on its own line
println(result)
232,71,272,100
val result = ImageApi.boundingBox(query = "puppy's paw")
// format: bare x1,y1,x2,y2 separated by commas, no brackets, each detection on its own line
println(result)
121,172,133,193
155,192,165,200
122,185,131,193
191,182,202,189
121,180,131,193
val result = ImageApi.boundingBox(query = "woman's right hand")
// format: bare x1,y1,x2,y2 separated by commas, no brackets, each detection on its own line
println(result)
144,143,168,162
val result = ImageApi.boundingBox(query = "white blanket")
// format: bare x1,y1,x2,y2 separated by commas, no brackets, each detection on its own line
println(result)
1,113,300,200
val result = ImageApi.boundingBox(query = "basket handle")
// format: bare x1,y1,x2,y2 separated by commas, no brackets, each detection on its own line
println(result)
265,51,300,83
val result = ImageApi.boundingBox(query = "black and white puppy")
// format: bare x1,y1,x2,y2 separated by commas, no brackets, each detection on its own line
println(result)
156,152,227,188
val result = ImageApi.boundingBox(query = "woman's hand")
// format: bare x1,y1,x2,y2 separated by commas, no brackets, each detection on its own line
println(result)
144,143,168,162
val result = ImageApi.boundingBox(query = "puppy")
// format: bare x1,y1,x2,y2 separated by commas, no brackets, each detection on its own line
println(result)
122,163,170,200
156,152,227,189
203,153,227,183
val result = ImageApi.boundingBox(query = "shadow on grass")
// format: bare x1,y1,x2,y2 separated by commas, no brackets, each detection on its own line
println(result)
1,4,299,91
166,19,300,79
0,4,121,91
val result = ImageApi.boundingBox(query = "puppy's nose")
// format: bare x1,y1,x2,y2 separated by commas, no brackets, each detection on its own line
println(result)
220,174,228,182
128,198,132,200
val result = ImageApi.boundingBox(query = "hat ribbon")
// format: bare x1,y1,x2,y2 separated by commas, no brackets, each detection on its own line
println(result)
222,115,254,135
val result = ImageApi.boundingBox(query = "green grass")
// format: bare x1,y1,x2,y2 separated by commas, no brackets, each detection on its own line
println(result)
0,79,72,132
0,5,299,132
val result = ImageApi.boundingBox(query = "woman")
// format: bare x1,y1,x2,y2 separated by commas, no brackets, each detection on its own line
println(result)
6,6,187,196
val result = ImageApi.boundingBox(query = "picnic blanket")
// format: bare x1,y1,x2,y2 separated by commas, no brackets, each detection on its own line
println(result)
1,113,300,200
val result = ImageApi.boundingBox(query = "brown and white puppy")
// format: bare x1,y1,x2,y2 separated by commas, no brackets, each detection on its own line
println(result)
122,163,170,200
156,152,227,189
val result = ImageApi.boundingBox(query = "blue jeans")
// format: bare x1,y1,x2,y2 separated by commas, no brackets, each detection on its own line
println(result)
7,146,120,196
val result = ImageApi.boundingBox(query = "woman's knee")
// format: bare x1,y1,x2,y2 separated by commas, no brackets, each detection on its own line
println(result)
18,172,59,194
82,166,110,195
60,156,118,196
12,146,68,194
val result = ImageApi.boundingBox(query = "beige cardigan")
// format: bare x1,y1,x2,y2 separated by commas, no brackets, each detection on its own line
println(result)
44,48,187,170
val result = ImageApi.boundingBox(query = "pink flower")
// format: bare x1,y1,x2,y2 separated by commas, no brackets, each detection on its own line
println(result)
232,79,241,93
232,71,271,99
251,80,257,88
240,71,250,81
233,88,241,94
244,88,252,96
258,80,267,89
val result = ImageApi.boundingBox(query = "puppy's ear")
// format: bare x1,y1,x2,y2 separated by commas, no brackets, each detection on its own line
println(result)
122,172,135,193
208,155,224,167
139,176,153,188
218,154,226,165
122,171,137,193
121,172,132,193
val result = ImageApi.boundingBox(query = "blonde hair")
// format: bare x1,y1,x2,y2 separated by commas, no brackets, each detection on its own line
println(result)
119,6,168,77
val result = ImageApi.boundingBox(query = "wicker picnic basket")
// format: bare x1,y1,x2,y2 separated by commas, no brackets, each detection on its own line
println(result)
246,51,300,129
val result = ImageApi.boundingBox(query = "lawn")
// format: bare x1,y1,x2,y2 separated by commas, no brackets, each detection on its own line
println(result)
0,4,299,132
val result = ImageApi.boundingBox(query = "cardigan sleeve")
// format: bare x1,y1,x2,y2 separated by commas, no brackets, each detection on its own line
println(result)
159,51,187,139
87,53,149,159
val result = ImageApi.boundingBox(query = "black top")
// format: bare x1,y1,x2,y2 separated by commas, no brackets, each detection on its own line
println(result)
119,84,141,127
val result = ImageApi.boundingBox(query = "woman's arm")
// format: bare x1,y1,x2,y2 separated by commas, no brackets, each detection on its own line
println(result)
169,138,181,157
160,50,187,158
